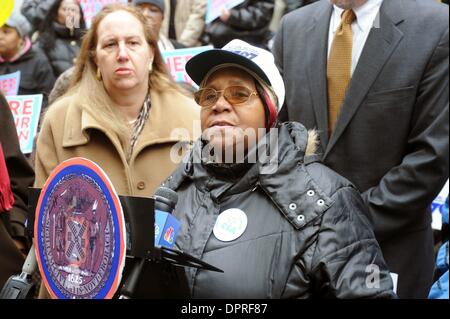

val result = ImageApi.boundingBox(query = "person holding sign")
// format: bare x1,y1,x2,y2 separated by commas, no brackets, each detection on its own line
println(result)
38,0,87,78
0,12,55,102
0,92,35,288
203,0,275,49
35,3,199,298
21,0,56,34
161,40,395,298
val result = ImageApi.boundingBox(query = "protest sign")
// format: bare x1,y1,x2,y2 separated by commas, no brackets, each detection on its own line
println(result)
0,71,21,97
205,0,245,24
6,94,43,154
79,0,127,28
432,180,449,230
162,46,213,88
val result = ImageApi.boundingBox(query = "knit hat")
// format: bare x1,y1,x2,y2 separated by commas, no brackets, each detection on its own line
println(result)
5,12,31,38
186,40,285,128
133,0,165,13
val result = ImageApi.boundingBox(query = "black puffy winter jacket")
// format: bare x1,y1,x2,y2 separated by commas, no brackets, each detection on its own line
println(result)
204,0,274,48
163,122,396,298
0,45,55,105
39,22,83,78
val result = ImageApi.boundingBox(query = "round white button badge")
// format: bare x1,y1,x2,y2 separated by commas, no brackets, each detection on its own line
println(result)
213,208,248,242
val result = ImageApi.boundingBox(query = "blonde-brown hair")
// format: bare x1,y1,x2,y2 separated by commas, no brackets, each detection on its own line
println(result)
66,3,181,145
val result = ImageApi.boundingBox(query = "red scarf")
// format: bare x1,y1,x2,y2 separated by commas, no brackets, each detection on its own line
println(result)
0,143,14,212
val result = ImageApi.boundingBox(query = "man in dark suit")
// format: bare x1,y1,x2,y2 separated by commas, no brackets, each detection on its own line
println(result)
273,0,449,298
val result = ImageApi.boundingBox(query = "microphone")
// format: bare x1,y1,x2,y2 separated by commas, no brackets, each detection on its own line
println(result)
154,187,180,248
119,187,179,299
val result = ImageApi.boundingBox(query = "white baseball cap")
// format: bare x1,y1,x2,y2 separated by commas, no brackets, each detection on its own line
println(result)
186,39,285,111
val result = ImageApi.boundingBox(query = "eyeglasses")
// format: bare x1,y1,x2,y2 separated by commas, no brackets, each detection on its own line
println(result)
194,86,258,108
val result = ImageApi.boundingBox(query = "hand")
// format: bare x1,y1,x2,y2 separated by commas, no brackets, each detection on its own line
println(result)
220,7,231,22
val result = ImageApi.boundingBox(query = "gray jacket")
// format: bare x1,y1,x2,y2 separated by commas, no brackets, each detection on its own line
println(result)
164,123,395,298
21,0,54,32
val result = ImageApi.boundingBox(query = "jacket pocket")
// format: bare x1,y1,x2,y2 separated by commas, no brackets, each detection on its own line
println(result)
366,86,416,105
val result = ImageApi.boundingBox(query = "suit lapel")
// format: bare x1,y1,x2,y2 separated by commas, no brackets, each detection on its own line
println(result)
305,1,333,152
324,0,406,159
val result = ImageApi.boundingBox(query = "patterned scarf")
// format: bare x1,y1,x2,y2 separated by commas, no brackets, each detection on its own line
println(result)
127,95,151,163
0,143,14,212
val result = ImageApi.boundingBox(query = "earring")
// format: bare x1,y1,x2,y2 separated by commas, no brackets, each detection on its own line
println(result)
148,62,153,73
96,68,102,81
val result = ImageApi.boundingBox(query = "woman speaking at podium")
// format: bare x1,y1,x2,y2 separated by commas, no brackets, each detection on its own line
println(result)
163,40,396,298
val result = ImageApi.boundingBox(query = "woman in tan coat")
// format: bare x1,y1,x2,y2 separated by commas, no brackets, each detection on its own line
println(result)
35,4,199,298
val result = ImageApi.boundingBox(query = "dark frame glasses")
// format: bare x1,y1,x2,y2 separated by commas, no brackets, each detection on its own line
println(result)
194,86,259,108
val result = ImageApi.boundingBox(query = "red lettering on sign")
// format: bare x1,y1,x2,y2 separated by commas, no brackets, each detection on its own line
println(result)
22,99,32,115
21,117,31,129
8,100,20,116
18,130,29,142
173,57,184,72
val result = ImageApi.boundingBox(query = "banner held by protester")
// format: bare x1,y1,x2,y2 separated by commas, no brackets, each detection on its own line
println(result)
205,0,245,24
0,71,21,97
79,0,128,28
6,94,43,154
162,46,213,88
432,180,449,231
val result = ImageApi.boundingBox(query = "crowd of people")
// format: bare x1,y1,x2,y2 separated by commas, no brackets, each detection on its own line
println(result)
0,0,449,299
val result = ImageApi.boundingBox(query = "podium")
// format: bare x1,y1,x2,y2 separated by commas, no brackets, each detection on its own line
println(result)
0,188,222,299
116,194,222,299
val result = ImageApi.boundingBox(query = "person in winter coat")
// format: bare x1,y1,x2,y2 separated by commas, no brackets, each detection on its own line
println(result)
0,92,35,288
21,0,56,34
284,0,318,14
161,0,207,47
0,12,55,103
133,0,185,52
35,4,199,298
162,39,396,298
203,0,275,49
38,0,86,78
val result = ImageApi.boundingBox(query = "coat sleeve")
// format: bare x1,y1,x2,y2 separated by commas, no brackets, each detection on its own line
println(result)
227,0,275,30
21,0,55,31
309,187,396,298
178,0,208,47
34,111,59,188
285,0,316,14
0,94,35,241
361,26,449,241
34,49,56,108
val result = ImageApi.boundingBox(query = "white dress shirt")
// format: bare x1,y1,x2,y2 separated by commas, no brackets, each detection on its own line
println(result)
328,0,384,75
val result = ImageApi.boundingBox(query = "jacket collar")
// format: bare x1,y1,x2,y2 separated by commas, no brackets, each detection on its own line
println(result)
53,21,83,40
166,122,329,230
62,89,197,157
174,123,318,192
